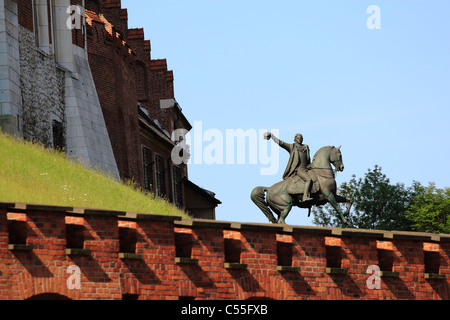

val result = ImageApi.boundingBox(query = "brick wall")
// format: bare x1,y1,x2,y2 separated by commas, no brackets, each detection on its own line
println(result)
17,0,33,32
101,0,128,36
0,202,449,300
126,26,177,134
146,59,176,131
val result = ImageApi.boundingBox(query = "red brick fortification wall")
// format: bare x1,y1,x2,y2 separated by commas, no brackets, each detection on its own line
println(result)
0,202,449,300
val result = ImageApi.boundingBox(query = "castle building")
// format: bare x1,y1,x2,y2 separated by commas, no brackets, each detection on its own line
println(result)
0,0,220,219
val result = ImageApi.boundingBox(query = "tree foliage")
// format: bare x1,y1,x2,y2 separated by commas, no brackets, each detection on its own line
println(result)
313,165,421,231
405,183,450,234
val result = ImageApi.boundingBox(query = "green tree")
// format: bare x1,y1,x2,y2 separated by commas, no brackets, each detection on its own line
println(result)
405,183,450,234
313,165,418,230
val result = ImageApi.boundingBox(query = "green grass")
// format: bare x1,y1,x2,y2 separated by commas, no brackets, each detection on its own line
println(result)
0,132,188,218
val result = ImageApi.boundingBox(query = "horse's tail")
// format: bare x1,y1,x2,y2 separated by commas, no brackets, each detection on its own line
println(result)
251,187,277,223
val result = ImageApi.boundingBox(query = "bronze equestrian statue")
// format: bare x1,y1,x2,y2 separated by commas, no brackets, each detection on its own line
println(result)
251,133,352,226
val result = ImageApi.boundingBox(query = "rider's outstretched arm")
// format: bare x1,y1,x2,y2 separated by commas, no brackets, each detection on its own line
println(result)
266,133,291,153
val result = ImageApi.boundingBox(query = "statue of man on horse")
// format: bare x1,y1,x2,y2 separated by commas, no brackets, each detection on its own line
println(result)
251,132,352,226
265,132,314,202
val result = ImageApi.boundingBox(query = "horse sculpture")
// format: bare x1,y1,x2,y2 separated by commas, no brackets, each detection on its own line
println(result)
251,145,352,226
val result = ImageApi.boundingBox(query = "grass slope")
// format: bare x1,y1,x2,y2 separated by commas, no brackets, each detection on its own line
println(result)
0,132,188,218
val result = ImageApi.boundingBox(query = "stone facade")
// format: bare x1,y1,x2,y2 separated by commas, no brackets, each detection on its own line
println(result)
18,25,65,146
0,0,120,178
0,0,22,136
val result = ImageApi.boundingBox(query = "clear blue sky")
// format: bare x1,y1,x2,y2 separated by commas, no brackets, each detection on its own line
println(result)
123,0,450,226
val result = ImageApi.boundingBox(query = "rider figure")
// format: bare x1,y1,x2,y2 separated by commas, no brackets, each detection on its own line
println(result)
265,133,313,202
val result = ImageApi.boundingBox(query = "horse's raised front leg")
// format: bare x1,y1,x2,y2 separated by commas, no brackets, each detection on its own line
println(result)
326,192,350,227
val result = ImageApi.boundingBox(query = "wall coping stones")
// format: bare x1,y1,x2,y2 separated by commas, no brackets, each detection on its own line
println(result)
173,218,230,228
120,212,182,222
224,262,248,270
424,273,446,280
175,257,199,265
76,208,126,217
339,229,386,238
9,202,73,213
0,201,449,242
119,252,143,260
0,202,15,210
8,244,33,251
276,266,302,272
380,271,400,278
291,226,336,236
65,248,91,256
326,267,349,275
231,222,286,233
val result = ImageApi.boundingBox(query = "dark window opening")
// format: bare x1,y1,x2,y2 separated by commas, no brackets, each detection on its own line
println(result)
277,242,293,267
326,246,342,268
377,249,394,272
52,120,65,151
66,224,86,249
175,233,193,258
424,251,440,274
119,227,137,254
8,220,27,245
224,239,241,263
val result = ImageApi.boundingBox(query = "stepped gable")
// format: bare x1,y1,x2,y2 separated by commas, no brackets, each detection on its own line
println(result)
127,28,151,59
85,10,134,60
97,0,129,36
85,2,176,133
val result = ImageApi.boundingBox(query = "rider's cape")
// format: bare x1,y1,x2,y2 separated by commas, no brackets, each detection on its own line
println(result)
280,142,310,180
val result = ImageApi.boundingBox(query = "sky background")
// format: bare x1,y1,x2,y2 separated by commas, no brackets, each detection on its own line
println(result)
122,0,450,226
